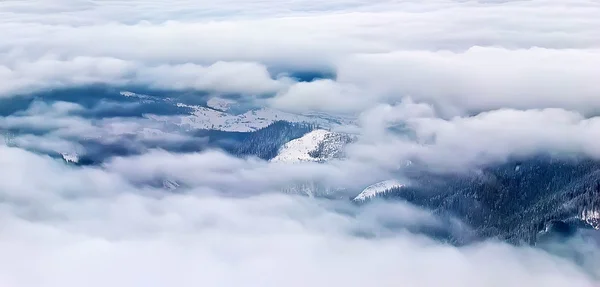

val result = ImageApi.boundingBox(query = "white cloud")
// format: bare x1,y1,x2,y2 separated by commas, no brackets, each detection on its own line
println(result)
345,104,600,171
1,0,599,108
0,145,597,287
0,57,288,97
0,100,198,157
337,47,600,116
1,1,600,285
1,0,599,171
270,79,369,114
409,107,600,166
136,61,287,95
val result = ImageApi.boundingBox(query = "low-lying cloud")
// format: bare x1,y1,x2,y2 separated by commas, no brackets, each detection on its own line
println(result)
348,104,600,170
0,145,598,286
2,0,600,286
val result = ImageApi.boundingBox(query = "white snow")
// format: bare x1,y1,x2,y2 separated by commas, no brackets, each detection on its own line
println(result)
581,208,600,230
61,153,79,164
119,92,351,133
119,91,153,100
119,91,137,97
159,104,333,132
119,91,357,133
207,97,236,112
353,180,404,201
271,129,332,163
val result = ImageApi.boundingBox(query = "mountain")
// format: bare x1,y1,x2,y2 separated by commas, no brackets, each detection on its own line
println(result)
271,129,354,163
231,121,317,160
353,180,404,201
146,96,347,133
361,157,600,244
4,86,348,165
9,87,598,247
268,128,355,197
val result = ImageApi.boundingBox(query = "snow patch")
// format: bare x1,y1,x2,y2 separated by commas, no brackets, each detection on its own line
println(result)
354,180,404,201
119,91,137,97
162,104,333,132
581,208,600,230
207,97,236,112
119,91,153,100
120,91,355,133
271,129,331,163
61,153,79,164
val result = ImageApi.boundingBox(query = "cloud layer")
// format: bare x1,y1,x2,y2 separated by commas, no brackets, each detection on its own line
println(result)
2,0,600,286
2,0,600,112
0,145,598,287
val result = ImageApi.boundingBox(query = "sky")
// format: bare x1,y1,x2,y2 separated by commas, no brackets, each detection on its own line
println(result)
1,0,600,286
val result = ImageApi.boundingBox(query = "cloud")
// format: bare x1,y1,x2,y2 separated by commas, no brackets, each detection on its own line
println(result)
0,56,135,96
0,99,201,158
135,61,287,95
1,0,599,107
0,57,288,97
1,0,599,171
405,108,600,166
337,47,600,117
7,134,84,155
270,46,600,117
0,145,598,287
347,103,600,171
1,1,600,286
270,79,369,114
103,148,384,194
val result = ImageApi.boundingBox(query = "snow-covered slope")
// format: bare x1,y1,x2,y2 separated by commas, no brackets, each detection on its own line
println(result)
581,208,600,230
271,129,354,163
120,92,353,133
353,180,404,201
149,103,338,132
61,153,79,164
206,97,235,112
271,129,331,163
